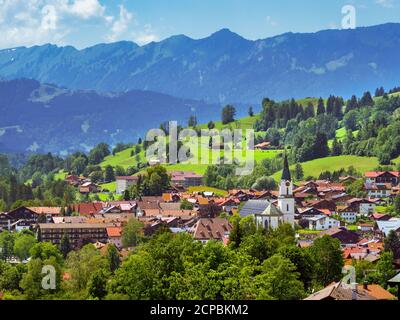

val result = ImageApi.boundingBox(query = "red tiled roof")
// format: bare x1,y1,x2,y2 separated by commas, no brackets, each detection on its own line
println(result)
106,227,122,238
72,202,104,216
365,171,400,178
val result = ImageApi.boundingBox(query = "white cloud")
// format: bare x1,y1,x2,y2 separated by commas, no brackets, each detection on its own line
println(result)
67,0,105,19
0,0,111,48
0,0,158,48
132,24,159,45
375,0,395,8
107,5,133,42
266,16,278,27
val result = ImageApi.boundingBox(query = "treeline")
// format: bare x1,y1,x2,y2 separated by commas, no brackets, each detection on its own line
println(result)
1,219,399,300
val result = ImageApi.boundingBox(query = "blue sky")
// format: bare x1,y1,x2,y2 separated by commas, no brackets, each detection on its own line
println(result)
0,0,399,49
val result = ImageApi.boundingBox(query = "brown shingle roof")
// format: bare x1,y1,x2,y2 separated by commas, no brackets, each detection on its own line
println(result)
192,218,232,241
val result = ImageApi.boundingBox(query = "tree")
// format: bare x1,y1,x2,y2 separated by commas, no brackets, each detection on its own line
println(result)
309,236,344,286
360,91,374,107
384,230,400,256
254,254,305,300
121,218,144,248
66,244,108,292
316,98,325,115
314,133,330,159
294,163,304,181
394,196,400,215
239,231,273,262
248,106,254,117
13,233,37,261
0,231,15,261
251,176,277,191
29,242,64,265
107,244,121,273
123,189,131,201
88,143,110,165
229,216,242,248
373,252,397,287
87,269,108,299
104,165,115,183
60,232,72,258
278,245,315,289
221,105,236,125
345,95,359,113
180,199,194,210
207,121,215,130
188,115,197,127
331,137,343,156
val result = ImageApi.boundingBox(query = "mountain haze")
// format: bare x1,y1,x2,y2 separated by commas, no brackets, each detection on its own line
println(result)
0,23,400,103
0,79,218,154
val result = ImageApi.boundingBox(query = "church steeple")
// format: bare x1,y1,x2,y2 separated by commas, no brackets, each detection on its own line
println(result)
278,152,295,227
281,154,291,181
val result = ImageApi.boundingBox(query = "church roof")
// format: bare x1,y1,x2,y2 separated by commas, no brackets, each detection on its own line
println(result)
261,204,284,217
239,200,271,218
281,154,291,181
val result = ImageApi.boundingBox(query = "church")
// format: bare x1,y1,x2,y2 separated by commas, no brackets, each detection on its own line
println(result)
254,155,295,230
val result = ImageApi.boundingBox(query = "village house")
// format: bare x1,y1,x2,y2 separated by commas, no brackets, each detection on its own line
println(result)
106,226,123,248
305,215,340,231
116,176,139,195
376,218,400,237
79,181,99,194
337,205,358,223
346,198,376,216
37,223,113,248
365,171,400,185
319,227,360,246
65,174,84,186
364,182,392,199
305,281,396,300
190,218,232,244
72,202,104,216
170,171,203,188
0,206,64,231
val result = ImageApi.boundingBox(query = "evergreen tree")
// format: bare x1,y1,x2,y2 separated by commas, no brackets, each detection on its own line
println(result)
123,189,131,201
360,91,374,107
316,98,325,115
60,232,72,258
107,244,121,273
331,137,343,156
221,105,236,124
188,115,197,127
104,165,115,183
345,95,359,113
248,106,254,117
294,163,304,181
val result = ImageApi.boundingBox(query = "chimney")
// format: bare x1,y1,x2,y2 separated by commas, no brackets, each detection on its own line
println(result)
351,282,358,301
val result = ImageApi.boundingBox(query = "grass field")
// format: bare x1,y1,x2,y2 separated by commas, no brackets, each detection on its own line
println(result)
197,115,260,131
100,181,116,193
271,155,380,181
328,128,359,147
101,147,146,169
187,186,228,197
54,170,67,181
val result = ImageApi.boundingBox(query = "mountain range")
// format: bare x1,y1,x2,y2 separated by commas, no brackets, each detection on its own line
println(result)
1,23,400,104
0,79,218,154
